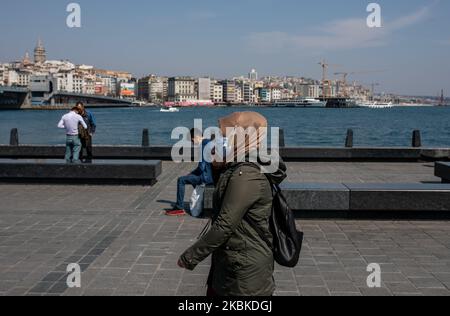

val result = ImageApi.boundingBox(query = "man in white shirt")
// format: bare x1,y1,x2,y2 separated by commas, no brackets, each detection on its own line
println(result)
58,107,88,163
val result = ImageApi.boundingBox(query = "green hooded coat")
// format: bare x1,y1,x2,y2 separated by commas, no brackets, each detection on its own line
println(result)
180,160,287,296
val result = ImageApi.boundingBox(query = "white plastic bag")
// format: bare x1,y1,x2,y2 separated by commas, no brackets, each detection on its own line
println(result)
190,185,205,218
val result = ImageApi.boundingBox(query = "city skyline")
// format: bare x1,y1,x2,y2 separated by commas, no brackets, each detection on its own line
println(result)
1,0,449,96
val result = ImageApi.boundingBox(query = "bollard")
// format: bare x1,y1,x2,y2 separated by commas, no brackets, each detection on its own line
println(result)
345,129,354,148
279,128,286,148
142,129,150,147
412,130,422,148
10,128,19,146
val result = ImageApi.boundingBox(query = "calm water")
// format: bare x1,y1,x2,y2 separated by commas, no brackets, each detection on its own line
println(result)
0,107,449,147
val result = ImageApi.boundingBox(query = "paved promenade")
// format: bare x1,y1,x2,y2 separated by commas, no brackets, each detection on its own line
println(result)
0,162,449,296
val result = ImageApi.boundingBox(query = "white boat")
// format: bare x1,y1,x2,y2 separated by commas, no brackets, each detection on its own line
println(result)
132,101,147,107
160,107,180,113
357,101,394,109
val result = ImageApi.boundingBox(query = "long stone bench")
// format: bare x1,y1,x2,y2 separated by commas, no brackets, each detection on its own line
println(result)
435,162,450,183
0,159,162,185
204,182,450,212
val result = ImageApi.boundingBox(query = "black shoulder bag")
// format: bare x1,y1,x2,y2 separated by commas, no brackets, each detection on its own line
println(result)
219,163,304,268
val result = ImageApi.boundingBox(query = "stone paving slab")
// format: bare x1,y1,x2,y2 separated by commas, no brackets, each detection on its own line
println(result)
0,162,449,296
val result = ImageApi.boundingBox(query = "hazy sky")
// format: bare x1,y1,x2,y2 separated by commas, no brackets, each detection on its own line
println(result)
1,0,449,96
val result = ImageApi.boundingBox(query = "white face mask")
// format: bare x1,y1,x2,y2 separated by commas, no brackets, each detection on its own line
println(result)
209,135,229,163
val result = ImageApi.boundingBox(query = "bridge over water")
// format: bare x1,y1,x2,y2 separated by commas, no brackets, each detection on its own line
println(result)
0,87,30,109
0,86,134,110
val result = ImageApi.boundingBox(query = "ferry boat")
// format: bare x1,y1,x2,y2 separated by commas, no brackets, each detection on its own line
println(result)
272,98,327,108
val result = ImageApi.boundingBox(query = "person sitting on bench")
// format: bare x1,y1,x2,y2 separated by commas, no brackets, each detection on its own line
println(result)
166,128,214,217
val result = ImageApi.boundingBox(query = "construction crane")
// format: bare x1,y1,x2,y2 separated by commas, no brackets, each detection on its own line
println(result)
318,60,340,98
318,60,329,87
334,71,384,98
334,72,353,98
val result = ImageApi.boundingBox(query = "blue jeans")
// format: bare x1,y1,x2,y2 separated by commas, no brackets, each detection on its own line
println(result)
65,135,82,163
176,174,203,214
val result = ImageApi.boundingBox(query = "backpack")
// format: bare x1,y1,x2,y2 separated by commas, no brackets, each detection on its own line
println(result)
78,122,90,140
225,163,304,268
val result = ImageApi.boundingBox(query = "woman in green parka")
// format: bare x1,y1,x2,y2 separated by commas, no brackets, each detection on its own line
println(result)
178,112,287,296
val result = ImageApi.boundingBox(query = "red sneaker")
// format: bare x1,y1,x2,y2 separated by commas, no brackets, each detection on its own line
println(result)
165,210,187,217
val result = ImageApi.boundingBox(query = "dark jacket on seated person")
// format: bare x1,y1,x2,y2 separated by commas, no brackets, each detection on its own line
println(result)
192,139,214,185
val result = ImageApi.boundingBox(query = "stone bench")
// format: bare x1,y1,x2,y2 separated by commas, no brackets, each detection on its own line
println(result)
435,162,450,183
204,183,350,211
0,159,162,185
204,182,450,212
346,183,450,212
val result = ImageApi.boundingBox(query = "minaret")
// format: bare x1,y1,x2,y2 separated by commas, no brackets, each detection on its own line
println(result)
34,38,46,64
22,51,31,65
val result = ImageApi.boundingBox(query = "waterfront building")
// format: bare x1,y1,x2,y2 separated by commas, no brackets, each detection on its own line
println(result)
0,65,4,86
221,80,237,103
34,39,47,64
238,82,253,103
53,71,75,93
5,70,19,86
271,88,282,101
138,75,168,103
73,74,84,94
137,76,151,100
259,88,271,103
235,85,243,103
296,83,321,98
98,76,115,96
4,69,31,87
82,77,96,95
280,89,295,100
146,81,165,103
168,77,196,102
210,82,223,103
197,77,211,101
95,69,132,82
34,60,76,76
159,77,169,102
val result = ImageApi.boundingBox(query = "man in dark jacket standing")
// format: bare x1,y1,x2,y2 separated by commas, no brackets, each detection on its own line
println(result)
76,102,97,163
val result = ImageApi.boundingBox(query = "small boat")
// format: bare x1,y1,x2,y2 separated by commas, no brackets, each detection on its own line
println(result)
131,101,147,107
160,107,180,113
357,101,394,109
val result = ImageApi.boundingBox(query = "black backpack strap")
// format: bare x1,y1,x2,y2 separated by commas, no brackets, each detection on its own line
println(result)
243,213,273,250
239,163,275,250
